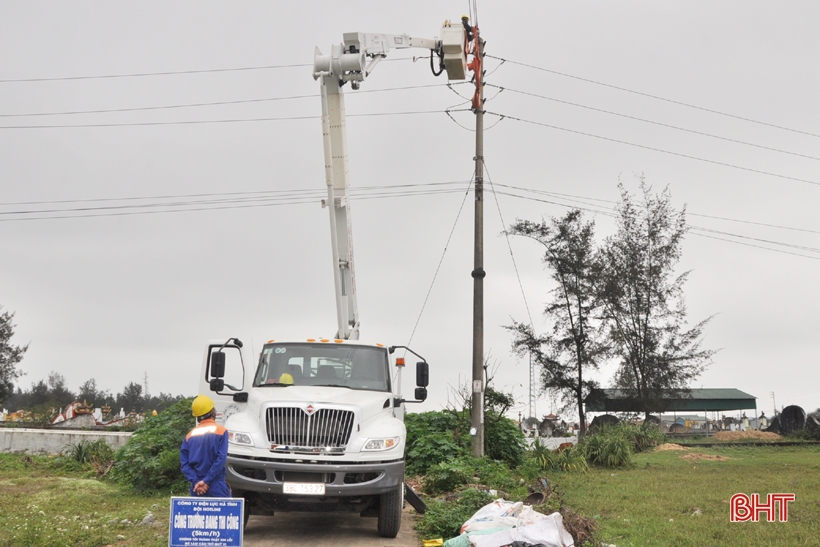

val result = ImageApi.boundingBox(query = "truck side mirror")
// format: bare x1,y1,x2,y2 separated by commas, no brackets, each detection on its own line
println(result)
210,352,226,378
209,378,225,392
414,387,428,401
416,362,429,387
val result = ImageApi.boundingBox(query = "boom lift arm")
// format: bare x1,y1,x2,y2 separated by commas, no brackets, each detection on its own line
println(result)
313,26,467,340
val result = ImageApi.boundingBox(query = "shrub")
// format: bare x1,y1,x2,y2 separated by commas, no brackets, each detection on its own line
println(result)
538,446,588,473
406,431,463,476
405,411,466,476
580,421,664,468
474,458,519,493
423,455,523,497
484,415,527,468
625,422,665,452
415,488,494,541
63,438,115,474
109,397,193,492
423,458,475,495
405,410,526,474
581,426,633,468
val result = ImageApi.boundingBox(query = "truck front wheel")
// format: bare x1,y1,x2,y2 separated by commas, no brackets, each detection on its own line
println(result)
377,485,403,538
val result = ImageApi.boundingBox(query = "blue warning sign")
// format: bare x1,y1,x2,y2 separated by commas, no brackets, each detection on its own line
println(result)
169,497,244,547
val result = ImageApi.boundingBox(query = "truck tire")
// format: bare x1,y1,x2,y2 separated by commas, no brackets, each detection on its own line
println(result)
377,485,403,538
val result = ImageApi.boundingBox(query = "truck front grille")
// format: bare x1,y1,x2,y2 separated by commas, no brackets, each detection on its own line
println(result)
265,407,354,450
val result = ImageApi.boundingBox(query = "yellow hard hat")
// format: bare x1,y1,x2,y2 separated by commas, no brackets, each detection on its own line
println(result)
279,373,294,385
192,395,215,417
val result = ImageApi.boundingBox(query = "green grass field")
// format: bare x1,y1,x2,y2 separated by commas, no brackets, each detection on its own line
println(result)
0,454,170,547
3,445,820,547
554,444,820,546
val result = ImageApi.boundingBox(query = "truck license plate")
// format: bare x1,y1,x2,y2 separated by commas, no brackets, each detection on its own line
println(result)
283,482,326,495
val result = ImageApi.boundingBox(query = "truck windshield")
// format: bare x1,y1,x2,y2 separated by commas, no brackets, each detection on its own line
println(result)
253,343,390,392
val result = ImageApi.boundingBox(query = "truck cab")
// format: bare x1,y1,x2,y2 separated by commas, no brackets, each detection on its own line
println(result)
199,337,428,537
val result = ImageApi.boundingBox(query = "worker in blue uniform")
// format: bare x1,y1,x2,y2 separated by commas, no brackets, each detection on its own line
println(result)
180,395,231,497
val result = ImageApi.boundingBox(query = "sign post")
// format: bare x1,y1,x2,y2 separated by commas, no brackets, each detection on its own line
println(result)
169,497,244,547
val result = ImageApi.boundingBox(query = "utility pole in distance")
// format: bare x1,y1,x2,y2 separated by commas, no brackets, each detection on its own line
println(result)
468,20,485,458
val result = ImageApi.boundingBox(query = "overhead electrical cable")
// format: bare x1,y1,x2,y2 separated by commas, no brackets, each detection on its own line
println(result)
689,232,820,261
487,55,820,140
0,109,454,129
686,212,820,235
0,57,416,84
494,189,820,259
484,161,535,328
688,227,820,254
0,188,467,217
0,63,312,83
0,180,470,207
0,83,455,118
0,184,472,221
485,84,820,162
5,179,816,236
405,174,474,348
487,111,820,188
493,182,820,235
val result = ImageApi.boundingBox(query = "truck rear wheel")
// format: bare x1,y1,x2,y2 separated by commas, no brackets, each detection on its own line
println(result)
377,485,403,538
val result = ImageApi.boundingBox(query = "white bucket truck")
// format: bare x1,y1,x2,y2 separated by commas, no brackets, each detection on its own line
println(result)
198,24,467,537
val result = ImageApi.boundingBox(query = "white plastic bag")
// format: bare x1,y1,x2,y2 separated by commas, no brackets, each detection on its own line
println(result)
460,499,546,534
470,512,575,547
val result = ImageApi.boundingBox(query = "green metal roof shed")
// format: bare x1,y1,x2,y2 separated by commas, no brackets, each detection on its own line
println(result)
584,388,757,413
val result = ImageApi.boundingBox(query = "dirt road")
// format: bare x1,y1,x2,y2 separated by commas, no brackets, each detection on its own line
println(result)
242,506,422,546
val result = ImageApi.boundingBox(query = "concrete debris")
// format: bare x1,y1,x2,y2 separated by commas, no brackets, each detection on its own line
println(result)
140,513,156,526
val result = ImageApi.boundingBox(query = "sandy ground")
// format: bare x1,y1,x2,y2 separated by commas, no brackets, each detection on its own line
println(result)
679,453,731,461
242,506,421,547
711,430,781,441
655,443,686,451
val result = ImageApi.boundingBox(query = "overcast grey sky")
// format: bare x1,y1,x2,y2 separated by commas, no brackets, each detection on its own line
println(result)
1,2,818,419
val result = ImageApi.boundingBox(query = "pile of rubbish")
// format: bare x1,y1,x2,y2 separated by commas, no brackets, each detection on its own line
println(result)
428,499,576,547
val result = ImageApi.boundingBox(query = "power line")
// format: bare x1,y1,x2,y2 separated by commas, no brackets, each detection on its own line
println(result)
488,111,820,188
687,212,820,235
492,182,820,235
484,162,535,328
0,180,469,207
5,175,817,259
0,183,473,221
6,179,817,237
0,56,415,84
689,226,820,254
0,63,312,83
487,55,820,140
690,232,820,261
405,175,474,348
0,109,450,129
494,189,820,260
0,83,454,119
486,83,820,162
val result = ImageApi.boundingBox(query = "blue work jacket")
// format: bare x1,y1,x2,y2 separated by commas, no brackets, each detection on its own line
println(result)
180,418,231,497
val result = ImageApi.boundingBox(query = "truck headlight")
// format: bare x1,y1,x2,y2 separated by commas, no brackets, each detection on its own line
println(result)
363,437,400,451
228,432,254,446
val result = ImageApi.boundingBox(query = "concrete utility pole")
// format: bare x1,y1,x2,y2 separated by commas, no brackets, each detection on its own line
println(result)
470,30,485,458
